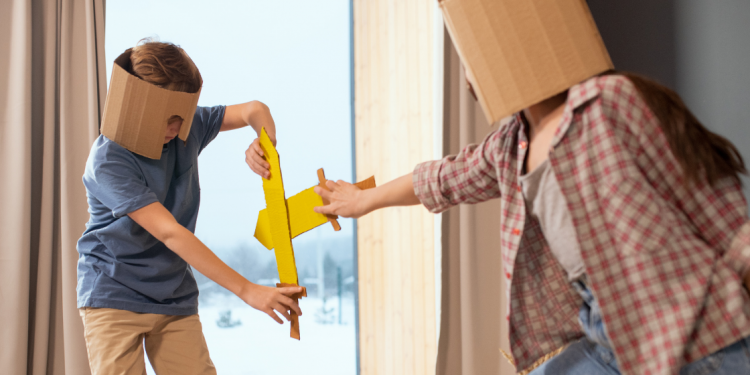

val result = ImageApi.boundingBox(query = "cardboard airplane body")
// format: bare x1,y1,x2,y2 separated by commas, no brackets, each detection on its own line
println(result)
254,128,375,339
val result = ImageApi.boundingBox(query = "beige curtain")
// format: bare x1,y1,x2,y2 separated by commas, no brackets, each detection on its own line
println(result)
0,0,106,373
435,35,516,375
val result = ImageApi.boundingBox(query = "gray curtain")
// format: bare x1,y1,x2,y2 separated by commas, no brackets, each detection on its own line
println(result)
435,33,516,375
0,0,106,373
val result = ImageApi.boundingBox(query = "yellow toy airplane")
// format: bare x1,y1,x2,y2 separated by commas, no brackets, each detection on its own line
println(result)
254,128,375,339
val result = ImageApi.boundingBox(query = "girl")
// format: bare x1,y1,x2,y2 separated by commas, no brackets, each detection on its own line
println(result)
315,71,750,374
77,39,300,374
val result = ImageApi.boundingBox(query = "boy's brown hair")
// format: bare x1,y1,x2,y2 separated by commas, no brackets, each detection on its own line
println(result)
130,38,202,94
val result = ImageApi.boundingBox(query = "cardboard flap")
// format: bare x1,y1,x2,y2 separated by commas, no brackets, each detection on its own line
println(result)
100,49,202,159
440,0,613,124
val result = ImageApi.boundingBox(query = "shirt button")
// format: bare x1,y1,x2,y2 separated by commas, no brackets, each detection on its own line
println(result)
516,185,522,192
512,228,521,235
506,272,512,279
519,141,528,150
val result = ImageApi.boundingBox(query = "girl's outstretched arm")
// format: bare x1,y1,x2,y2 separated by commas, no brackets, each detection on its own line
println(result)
314,173,420,219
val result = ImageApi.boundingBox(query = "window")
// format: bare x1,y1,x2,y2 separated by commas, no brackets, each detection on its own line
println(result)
106,1,356,373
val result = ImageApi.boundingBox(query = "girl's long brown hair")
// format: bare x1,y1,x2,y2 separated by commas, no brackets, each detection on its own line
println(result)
606,70,747,188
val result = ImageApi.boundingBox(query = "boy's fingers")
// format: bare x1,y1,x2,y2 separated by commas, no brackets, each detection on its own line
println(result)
282,299,302,316
274,304,292,321
278,286,304,296
245,156,270,178
266,309,283,324
276,288,303,316
246,159,266,177
252,153,270,169
254,144,265,158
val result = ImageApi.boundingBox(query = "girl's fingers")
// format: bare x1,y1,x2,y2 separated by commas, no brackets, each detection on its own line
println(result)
314,186,333,201
314,204,336,215
325,180,340,192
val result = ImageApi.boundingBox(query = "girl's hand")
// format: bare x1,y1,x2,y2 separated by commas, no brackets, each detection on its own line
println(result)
239,283,303,324
314,180,368,218
245,138,271,178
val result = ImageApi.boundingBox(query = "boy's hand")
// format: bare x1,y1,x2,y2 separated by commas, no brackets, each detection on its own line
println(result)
245,138,271,178
239,283,303,324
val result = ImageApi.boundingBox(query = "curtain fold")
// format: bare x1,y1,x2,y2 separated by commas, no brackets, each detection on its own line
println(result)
1,0,105,373
435,38,516,375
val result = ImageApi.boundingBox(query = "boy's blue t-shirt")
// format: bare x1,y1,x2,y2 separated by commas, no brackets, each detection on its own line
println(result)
77,105,225,315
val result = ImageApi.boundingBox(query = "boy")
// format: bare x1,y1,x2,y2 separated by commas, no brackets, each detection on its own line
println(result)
77,39,301,374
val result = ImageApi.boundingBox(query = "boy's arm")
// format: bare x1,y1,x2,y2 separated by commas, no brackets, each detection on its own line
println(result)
221,101,275,178
128,201,303,324
222,101,276,140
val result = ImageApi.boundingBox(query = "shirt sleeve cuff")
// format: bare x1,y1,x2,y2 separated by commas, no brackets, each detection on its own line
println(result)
111,192,159,218
725,221,750,278
413,160,452,214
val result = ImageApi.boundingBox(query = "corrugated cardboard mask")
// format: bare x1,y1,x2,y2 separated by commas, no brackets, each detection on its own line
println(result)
100,49,202,159
439,0,614,124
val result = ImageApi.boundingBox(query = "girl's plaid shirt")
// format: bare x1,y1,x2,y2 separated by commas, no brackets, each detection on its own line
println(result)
413,75,750,375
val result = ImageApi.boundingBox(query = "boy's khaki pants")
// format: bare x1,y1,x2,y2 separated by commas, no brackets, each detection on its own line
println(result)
79,307,216,375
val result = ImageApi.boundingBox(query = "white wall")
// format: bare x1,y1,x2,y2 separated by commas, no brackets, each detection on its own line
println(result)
589,0,750,207
676,0,750,202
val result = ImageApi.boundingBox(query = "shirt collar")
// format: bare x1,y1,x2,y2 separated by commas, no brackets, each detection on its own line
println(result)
509,76,602,163
552,77,602,147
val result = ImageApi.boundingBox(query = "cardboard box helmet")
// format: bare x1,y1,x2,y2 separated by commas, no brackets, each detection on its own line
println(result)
100,48,202,159
439,0,614,124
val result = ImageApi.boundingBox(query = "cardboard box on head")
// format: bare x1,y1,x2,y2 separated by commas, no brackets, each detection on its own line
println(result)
439,0,613,124
100,49,202,159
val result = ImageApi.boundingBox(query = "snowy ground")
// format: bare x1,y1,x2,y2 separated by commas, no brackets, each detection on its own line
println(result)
145,295,357,375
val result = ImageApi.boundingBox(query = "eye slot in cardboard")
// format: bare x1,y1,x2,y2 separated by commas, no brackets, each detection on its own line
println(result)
100,49,202,159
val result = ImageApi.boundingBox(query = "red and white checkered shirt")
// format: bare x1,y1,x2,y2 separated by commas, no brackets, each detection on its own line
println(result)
413,75,750,375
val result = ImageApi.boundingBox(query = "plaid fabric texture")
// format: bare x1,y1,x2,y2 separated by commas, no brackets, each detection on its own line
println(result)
413,75,750,375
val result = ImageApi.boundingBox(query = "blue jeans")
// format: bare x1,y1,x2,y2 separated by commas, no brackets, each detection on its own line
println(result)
528,278,750,375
